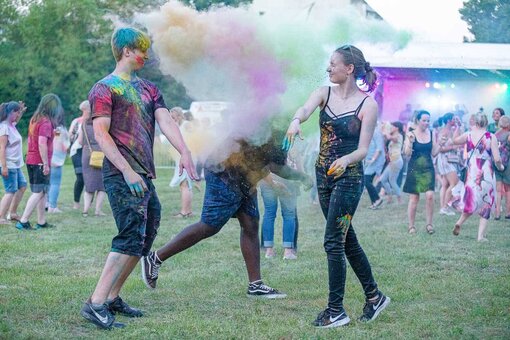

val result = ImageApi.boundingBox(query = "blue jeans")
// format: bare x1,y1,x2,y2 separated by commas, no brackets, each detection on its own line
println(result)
1,168,27,193
380,157,403,197
48,166,63,208
259,181,297,249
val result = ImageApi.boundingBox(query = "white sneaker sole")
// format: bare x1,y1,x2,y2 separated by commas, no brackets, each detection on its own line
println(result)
317,316,351,328
140,257,155,290
246,293,287,299
369,296,391,322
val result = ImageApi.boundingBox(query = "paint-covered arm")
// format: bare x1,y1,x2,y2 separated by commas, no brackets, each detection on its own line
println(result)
268,163,314,191
93,116,148,197
328,97,378,174
283,87,327,151
155,108,198,181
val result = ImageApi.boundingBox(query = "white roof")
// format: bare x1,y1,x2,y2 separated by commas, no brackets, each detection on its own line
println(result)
366,42,510,70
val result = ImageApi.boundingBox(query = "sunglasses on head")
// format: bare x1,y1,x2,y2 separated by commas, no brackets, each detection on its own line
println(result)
339,44,355,65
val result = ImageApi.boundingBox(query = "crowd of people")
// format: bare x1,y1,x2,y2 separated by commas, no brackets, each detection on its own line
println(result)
356,107,509,241
0,94,109,230
1,26,508,332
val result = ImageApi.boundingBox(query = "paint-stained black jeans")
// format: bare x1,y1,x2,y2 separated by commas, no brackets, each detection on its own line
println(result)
316,166,379,310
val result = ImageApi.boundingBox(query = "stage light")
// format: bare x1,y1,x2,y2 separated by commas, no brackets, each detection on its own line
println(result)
450,83,455,88
425,82,430,88
495,83,500,89
433,82,441,89
503,84,508,91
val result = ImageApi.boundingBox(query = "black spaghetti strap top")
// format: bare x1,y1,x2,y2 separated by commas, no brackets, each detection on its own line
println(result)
316,87,368,167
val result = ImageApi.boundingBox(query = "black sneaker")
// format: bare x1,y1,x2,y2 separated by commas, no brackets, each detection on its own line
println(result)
36,222,56,229
15,221,34,230
107,296,143,317
247,280,287,299
80,301,117,330
313,307,351,328
141,251,161,290
358,293,390,322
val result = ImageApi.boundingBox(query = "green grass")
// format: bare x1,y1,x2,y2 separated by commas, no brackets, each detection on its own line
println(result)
0,164,509,339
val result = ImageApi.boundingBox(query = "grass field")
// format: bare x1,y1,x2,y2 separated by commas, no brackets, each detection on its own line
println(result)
0,164,509,339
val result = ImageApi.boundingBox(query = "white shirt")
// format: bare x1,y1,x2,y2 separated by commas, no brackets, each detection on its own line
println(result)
0,121,24,168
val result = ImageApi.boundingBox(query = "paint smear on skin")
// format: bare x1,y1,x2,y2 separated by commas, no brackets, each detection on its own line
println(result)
134,0,411,164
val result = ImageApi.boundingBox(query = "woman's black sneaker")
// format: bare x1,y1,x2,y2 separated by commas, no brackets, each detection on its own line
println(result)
358,293,390,322
313,307,351,328
107,296,143,317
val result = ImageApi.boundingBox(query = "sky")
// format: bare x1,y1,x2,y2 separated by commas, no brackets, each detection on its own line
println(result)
365,0,472,43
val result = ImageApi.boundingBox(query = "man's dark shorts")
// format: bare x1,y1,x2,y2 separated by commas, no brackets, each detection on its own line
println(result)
201,169,259,229
27,164,50,193
104,174,161,257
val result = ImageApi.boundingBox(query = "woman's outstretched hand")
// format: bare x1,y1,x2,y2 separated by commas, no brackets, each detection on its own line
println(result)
282,119,302,151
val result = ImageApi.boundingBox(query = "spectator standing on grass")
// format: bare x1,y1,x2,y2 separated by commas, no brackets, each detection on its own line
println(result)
68,101,87,210
0,101,27,224
364,122,385,209
79,27,197,330
283,45,390,328
379,121,404,205
47,120,70,213
494,116,510,220
436,113,462,217
76,105,107,217
260,150,301,260
451,112,504,241
16,94,63,231
487,107,505,134
402,110,440,235
168,106,194,218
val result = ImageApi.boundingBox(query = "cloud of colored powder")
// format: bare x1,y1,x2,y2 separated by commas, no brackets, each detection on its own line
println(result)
135,0,411,162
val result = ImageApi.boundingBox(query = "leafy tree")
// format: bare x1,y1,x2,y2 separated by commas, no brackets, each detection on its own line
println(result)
180,0,252,11
0,0,252,135
459,0,510,43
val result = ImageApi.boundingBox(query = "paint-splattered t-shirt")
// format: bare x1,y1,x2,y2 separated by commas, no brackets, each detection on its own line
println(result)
26,117,54,165
89,74,167,178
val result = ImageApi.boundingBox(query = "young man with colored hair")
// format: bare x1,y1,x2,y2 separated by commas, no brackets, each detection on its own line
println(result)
80,27,198,330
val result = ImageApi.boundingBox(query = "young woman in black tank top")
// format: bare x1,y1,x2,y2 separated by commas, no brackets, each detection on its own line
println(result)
284,45,390,328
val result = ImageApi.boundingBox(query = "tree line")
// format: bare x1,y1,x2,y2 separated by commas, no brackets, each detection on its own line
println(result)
0,0,505,135
0,0,251,135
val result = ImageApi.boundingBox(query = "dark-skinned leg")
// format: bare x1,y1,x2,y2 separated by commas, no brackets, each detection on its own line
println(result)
156,221,219,261
237,212,261,282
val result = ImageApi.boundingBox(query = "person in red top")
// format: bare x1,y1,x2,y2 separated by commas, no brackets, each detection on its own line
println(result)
16,94,63,230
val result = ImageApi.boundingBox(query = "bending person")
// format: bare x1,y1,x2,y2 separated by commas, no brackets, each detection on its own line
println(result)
141,134,313,298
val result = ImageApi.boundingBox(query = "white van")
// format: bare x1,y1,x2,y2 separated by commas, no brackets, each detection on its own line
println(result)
188,101,231,124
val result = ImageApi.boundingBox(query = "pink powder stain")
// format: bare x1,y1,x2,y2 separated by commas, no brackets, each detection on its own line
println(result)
463,185,474,214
